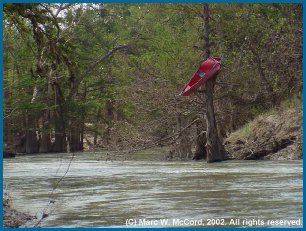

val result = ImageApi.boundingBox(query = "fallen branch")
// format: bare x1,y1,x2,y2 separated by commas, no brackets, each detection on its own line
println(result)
119,118,200,154
34,152,75,228
158,118,200,144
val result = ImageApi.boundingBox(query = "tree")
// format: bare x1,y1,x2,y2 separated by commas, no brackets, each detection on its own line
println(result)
3,3,302,157
202,4,227,162
4,3,130,153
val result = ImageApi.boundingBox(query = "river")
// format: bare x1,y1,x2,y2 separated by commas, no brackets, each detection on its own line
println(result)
3,151,303,228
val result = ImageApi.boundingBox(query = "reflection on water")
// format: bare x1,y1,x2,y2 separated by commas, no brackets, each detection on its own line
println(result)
3,152,303,228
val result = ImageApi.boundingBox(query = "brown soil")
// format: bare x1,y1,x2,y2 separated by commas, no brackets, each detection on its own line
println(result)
3,192,36,228
225,101,302,160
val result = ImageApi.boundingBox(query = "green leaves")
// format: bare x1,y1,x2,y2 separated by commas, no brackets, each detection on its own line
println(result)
4,3,302,150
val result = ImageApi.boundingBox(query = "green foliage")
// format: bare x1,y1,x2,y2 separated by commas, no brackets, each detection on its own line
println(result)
3,3,302,151
278,95,302,112
227,121,255,143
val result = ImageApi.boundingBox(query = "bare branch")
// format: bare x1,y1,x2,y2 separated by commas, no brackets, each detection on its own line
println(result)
119,118,200,154
55,3,73,17
68,45,129,100
83,45,129,77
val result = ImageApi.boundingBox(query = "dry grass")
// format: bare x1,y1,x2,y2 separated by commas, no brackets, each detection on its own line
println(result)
228,96,302,143
225,96,302,160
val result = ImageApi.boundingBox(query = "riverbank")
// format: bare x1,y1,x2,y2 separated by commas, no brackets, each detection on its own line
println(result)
225,97,302,160
4,96,302,162
3,192,36,228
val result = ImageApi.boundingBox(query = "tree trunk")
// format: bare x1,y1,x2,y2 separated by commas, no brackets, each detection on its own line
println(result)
203,4,211,60
39,112,51,153
94,108,102,146
193,119,207,160
53,129,66,152
69,121,83,152
52,81,67,153
25,130,39,154
94,133,98,146
3,82,15,152
39,131,51,153
205,81,227,162
202,4,227,163
80,122,84,150
39,66,55,153
53,116,66,153
104,99,114,145
25,115,39,154
170,114,193,160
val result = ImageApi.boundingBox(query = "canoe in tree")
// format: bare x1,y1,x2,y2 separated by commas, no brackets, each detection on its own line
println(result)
180,57,222,96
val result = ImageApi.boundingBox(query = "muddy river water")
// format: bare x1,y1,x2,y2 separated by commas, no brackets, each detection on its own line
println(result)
3,152,303,228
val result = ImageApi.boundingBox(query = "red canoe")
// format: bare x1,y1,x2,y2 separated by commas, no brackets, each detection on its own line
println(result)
180,57,222,96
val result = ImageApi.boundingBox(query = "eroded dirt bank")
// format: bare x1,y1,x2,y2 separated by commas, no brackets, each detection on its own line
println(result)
225,99,302,161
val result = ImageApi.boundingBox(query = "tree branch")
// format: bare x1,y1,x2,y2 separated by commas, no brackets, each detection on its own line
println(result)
120,118,200,154
68,45,129,100
83,44,129,78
